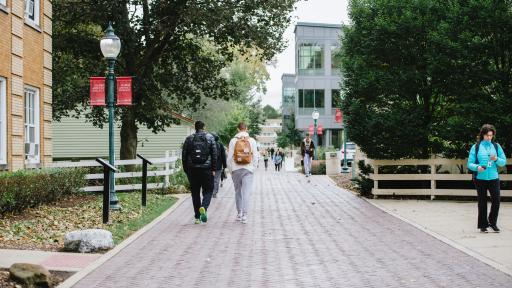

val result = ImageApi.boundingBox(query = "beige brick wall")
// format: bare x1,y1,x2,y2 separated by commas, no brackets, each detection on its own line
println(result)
0,0,53,170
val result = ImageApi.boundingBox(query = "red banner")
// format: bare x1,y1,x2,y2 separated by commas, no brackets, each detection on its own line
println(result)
308,124,314,135
116,77,132,106
335,108,342,123
90,77,106,106
317,124,323,135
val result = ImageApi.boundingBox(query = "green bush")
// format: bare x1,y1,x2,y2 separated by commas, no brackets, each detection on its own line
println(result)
0,168,87,214
353,160,374,198
154,160,191,194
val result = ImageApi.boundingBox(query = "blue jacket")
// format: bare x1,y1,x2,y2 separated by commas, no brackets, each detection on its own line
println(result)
467,141,506,180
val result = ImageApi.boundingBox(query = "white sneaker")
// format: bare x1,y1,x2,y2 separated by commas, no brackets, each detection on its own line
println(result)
241,215,248,224
236,213,243,221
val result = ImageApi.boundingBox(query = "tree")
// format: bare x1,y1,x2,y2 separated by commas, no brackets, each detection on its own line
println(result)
262,105,281,119
53,0,299,159
277,114,302,148
341,0,512,159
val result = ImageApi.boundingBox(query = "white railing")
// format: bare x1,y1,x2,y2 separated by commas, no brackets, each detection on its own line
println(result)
52,151,181,192
365,157,512,197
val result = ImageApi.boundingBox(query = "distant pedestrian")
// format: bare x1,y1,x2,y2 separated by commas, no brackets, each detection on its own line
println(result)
270,147,275,159
262,149,269,171
182,121,218,224
301,133,315,177
273,152,283,171
211,133,227,198
278,148,285,171
468,124,506,233
227,122,259,224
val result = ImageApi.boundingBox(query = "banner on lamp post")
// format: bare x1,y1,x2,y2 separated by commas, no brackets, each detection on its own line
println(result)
90,77,106,106
317,124,323,135
116,76,132,106
335,108,342,123
308,124,314,135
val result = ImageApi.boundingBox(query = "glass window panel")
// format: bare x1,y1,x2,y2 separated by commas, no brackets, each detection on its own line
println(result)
298,90,304,108
29,127,35,143
315,90,324,108
304,90,314,108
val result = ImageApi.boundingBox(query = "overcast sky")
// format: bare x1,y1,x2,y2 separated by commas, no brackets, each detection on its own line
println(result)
259,0,350,109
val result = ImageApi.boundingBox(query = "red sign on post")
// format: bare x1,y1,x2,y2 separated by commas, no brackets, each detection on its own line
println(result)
116,77,132,106
317,124,323,135
308,124,314,135
335,108,343,123
90,77,106,106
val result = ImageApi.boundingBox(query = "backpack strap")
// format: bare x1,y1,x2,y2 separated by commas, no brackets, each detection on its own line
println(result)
475,142,480,165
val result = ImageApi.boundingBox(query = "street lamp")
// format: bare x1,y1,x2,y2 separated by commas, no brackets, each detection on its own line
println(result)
312,109,319,159
100,22,121,210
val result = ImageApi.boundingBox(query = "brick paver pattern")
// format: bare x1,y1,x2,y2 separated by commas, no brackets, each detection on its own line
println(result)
72,168,512,288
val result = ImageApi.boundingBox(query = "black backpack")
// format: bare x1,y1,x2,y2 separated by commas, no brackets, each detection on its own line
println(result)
189,133,210,164
471,141,498,182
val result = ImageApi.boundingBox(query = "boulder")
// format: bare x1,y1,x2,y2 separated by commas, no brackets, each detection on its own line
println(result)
9,263,51,288
64,229,114,253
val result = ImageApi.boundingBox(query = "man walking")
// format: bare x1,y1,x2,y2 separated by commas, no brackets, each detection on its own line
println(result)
211,133,227,198
182,121,218,224
227,122,259,224
301,133,315,177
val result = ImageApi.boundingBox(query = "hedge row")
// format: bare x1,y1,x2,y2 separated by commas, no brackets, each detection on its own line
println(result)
0,168,87,214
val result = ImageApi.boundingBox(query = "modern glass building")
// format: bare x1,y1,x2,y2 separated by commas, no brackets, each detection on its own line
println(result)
281,22,343,148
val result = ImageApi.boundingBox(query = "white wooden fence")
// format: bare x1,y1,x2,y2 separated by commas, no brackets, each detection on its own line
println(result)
366,157,512,197
52,151,181,192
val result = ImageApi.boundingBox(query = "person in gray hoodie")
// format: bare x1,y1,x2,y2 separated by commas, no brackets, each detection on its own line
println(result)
227,122,259,224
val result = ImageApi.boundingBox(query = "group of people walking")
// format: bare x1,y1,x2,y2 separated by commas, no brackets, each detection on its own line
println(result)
182,121,505,234
182,121,258,224
261,147,285,171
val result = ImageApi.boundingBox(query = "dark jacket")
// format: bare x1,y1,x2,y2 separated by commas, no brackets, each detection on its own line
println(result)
300,138,315,157
213,135,227,171
182,130,218,173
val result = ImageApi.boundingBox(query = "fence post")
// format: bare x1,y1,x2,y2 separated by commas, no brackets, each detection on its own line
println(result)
373,163,379,199
430,160,436,200
137,154,153,207
95,158,118,224
164,150,170,188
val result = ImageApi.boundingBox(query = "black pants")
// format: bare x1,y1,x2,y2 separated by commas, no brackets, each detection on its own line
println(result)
187,168,214,219
475,179,500,229
275,163,280,171
264,159,268,169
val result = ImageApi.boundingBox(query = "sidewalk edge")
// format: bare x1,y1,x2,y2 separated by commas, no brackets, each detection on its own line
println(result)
57,194,189,288
325,176,512,277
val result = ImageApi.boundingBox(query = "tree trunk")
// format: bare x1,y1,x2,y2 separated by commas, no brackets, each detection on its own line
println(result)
120,111,138,171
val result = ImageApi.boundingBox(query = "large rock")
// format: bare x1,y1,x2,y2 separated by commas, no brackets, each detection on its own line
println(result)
9,263,51,288
64,229,114,253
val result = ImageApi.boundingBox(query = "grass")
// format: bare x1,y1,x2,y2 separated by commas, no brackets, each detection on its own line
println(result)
107,193,177,244
0,192,178,251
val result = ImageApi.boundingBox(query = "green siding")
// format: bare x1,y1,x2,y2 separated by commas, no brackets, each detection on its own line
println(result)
53,116,193,160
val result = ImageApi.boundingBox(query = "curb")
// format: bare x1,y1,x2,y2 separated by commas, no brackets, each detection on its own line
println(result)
325,176,512,277
57,194,189,288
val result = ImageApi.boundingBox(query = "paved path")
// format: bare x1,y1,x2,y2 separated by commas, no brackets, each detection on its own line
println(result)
0,249,101,272
69,169,512,288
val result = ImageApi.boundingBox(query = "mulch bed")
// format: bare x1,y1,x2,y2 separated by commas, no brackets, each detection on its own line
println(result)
0,268,73,288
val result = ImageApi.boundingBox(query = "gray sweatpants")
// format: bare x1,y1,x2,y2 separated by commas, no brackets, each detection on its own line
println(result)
231,168,254,215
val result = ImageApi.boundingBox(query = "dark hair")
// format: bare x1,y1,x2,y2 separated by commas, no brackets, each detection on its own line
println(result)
195,121,205,131
238,122,247,131
478,124,496,142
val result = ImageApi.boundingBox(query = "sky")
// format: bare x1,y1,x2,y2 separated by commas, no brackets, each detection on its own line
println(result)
260,0,350,109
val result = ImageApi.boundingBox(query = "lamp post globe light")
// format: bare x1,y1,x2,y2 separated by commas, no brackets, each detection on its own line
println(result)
101,22,121,210
312,109,319,159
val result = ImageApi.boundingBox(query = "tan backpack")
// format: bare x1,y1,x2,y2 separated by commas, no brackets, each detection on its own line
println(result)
234,136,253,165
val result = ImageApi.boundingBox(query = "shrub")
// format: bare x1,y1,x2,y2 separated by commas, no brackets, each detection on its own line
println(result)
353,160,374,198
0,168,87,214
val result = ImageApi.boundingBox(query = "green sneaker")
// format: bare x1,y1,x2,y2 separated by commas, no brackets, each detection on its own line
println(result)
194,218,201,224
199,207,207,223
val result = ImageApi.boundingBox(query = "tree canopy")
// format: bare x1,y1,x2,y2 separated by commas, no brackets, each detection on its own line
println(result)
53,0,299,159
341,0,512,159
262,105,281,119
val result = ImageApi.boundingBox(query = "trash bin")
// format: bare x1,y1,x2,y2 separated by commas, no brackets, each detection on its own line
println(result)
325,151,340,175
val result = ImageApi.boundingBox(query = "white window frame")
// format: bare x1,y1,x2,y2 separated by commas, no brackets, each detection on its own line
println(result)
0,77,6,165
24,86,40,164
24,0,40,27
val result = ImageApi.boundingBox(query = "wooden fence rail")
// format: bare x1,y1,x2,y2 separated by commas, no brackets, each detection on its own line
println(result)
52,151,181,193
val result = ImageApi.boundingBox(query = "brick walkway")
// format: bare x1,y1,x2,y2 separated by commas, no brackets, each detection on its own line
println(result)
71,169,512,288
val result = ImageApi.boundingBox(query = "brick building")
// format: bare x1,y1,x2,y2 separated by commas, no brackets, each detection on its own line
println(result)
0,0,52,170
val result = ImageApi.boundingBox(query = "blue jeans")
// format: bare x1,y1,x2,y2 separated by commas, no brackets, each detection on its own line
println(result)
304,153,312,175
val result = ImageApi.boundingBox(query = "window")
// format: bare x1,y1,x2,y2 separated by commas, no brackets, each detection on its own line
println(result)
298,43,324,75
0,0,7,7
298,89,324,108
332,89,342,108
25,0,40,26
331,45,341,72
0,77,6,164
24,87,40,163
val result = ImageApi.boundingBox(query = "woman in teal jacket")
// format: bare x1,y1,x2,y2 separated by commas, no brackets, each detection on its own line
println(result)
467,124,507,233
